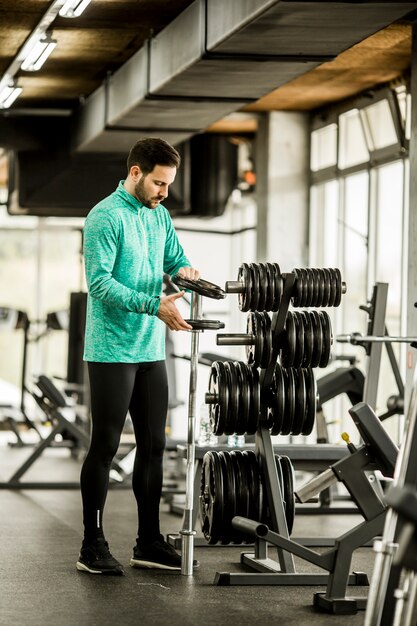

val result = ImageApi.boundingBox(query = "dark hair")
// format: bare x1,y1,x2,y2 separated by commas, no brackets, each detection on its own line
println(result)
127,137,181,175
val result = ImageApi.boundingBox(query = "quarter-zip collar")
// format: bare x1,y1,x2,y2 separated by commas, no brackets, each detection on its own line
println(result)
115,180,145,213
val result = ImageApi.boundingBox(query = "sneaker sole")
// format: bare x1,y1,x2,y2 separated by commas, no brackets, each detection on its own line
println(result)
76,561,125,576
130,558,181,571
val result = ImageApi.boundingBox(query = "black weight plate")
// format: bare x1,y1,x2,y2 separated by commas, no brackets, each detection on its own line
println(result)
300,311,314,367
223,361,239,435
292,312,304,368
235,361,250,435
256,263,268,312
304,268,314,308
246,311,263,368
301,367,317,436
280,367,295,436
200,451,224,544
223,451,241,544
272,263,283,311
246,365,260,435
246,450,262,523
318,311,332,368
231,451,250,533
218,451,234,544
311,268,320,308
291,368,306,436
310,311,323,368
265,262,275,312
237,263,251,312
322,268,332,307
260,312,272,368
208,361,228,435
242,450,258,525
291,268,302,307
298,268,309,307
327,268,337,308
271,364,286,435
317,268,326,307
333,267,343,307
280,312,296,367
279,456,295,535
249,263,260,312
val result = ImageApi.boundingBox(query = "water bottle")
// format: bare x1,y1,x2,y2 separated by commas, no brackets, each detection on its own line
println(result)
198,403,218,446
227,434,245,447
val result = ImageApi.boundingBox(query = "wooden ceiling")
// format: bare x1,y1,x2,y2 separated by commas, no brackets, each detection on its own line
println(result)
206,22,412,132
0,2,413,115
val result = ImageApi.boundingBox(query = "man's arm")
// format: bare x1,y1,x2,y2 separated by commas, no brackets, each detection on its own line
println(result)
83,211,160,316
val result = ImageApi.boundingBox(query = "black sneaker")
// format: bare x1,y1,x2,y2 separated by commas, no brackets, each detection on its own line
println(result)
130,535,199,571
76,538,125,576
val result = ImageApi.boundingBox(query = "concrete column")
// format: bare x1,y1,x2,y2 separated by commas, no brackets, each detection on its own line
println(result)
255,111,309,269
406,23,417,404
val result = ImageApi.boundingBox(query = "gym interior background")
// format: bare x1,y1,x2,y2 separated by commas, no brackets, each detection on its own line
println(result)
2,2,417,625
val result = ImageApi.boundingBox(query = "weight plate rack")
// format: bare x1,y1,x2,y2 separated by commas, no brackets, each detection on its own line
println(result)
202,262,346,551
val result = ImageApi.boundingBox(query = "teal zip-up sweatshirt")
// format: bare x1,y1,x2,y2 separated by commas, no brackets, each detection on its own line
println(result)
83,181,190,363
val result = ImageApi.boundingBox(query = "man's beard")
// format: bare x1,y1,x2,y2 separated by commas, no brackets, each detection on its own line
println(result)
134,177,162,209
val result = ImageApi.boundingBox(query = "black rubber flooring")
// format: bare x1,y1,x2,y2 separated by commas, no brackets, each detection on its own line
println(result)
0,443,374,626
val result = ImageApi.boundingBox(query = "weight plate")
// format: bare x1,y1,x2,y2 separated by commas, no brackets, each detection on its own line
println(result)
265,262,275,312
218,451,234,544
235,361,250,435
292,312,304,368
208,361,229,435
300,311,314,367
291,367,306,436
281,367,295,436
310,311,323,368
333,267,343,307
256,263,267,312
279,456,295,535
317,268,326,307
272,263,283,311
291,268,302,307
246,311,263,368
200,451,224,544
223,361,239,435
318,311,333,368
237,263,251,312
301,367,317,436
260,312,273,368
322,268,332,307
249,263,260,312
271,364,286,436
280,312,296,367
246,365,260,434
311,268,320,308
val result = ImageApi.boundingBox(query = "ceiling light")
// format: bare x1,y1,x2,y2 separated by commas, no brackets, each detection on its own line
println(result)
59,0,92,18
0,83,22,109
21,34,57,72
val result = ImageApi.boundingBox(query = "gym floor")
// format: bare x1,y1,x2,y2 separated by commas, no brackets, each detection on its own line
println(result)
1,441,374,626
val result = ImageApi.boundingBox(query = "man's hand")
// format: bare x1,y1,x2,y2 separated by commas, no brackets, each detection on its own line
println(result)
157,291,192,331
177,266,200,280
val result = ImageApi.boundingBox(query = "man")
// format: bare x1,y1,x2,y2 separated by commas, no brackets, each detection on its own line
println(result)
77,137,199,576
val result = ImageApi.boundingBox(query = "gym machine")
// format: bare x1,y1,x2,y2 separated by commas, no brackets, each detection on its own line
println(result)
364,347,417,625
0,374,126,489
0,306,40,442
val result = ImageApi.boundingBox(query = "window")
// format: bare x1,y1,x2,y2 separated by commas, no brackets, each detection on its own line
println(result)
310,124,337,172
338,110,369,169
360,99,398,151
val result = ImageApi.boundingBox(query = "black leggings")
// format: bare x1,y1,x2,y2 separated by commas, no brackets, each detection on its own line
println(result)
80,360,168,545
